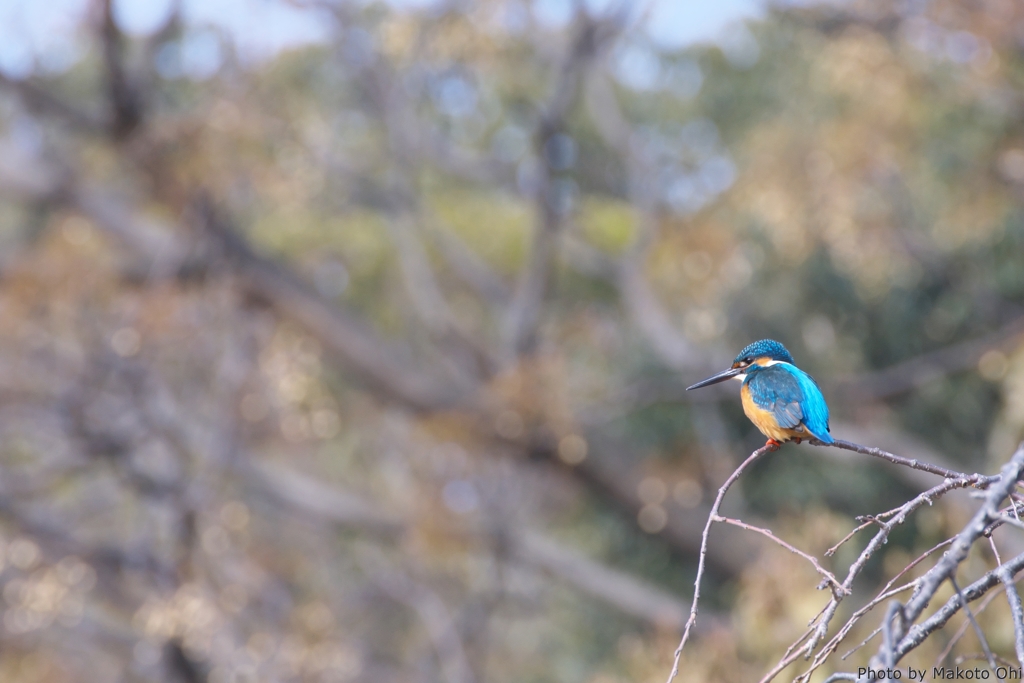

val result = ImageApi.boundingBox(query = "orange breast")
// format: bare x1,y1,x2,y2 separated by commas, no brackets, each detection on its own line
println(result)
740,384,806,442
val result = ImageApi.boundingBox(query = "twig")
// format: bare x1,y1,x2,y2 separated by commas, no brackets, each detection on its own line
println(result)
990,536,1004,565
825,520,875,557
425,221,510,307
99,0,143,138
935,583,1007,668
748,440,990,683
838,583,919,660
781,479,977,683
950,576,1000,675
813,439,997,485
805,478,977,653
893,446,1024,643
758,639,813,683
712,516,846,595
827,542,955,664
900,552,1024,662
992,514,1024,533
839,538,955,664
997,565,1024,666
887,538,956,591
193,197,476,412
665,444,774,683
884,446,1024,667
845,624,884,662
583,69,702,371
882,601,904,667
0,74,106,132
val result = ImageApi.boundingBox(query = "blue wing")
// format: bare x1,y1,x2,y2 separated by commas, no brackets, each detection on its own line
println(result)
745,364,833,443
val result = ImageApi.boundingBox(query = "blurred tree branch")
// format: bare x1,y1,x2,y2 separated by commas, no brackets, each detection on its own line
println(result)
0,27,752,579
504,8,625,358
98,0,144,139
249,458,693,627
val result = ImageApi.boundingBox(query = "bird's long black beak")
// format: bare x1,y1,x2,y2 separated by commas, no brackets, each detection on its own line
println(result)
686,367,743,390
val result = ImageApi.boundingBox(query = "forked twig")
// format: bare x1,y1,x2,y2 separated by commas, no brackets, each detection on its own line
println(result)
790,477,979,683
877,446,1024,668
898,551,1024,664
666,440,1024,683
836,539,954,661
935,565,1021,667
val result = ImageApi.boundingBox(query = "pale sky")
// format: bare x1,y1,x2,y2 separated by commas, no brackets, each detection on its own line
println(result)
0,0,772,78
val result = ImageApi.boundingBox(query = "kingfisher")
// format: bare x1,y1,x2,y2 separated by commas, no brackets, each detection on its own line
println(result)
686,339,833,450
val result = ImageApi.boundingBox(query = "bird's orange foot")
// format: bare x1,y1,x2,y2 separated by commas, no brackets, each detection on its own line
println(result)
792,437,803,444
765,439,782,452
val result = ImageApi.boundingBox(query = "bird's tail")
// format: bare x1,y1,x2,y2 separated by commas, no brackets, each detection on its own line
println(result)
809,428,833,444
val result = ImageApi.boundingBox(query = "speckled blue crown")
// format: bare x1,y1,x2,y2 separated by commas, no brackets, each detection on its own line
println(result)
734,339,795,364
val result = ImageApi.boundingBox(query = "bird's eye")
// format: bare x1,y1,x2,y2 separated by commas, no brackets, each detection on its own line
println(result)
737,359,751,368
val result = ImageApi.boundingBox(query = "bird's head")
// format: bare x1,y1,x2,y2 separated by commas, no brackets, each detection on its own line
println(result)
686,339,795,390
731,339,795,369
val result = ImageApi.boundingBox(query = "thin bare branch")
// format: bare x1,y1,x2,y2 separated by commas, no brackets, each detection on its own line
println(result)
899,446,1024,622
0,143,754,575
825,520,875,557
665,443,775,683
808,540,953,668
896,551,1024,664
814,438,996,484
950,577,1000,675
712,515,845,595
247,460,406,537
998,566,1024,666
759,642,813,683
784,476,982,683
935,584,1006,668
877,445,1024,668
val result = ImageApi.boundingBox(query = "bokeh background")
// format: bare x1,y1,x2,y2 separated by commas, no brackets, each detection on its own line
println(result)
0,0,1022,681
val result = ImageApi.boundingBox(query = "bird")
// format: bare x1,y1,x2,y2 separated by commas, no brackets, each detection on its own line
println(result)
686,339,833,451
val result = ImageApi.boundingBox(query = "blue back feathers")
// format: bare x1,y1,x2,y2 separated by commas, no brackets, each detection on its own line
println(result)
734,339,795,365
741,340,833,443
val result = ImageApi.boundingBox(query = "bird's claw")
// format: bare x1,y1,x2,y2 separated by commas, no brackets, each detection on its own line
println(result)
765,439,782,452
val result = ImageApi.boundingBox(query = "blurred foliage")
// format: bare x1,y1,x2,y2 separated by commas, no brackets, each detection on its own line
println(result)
0,0,1022,682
